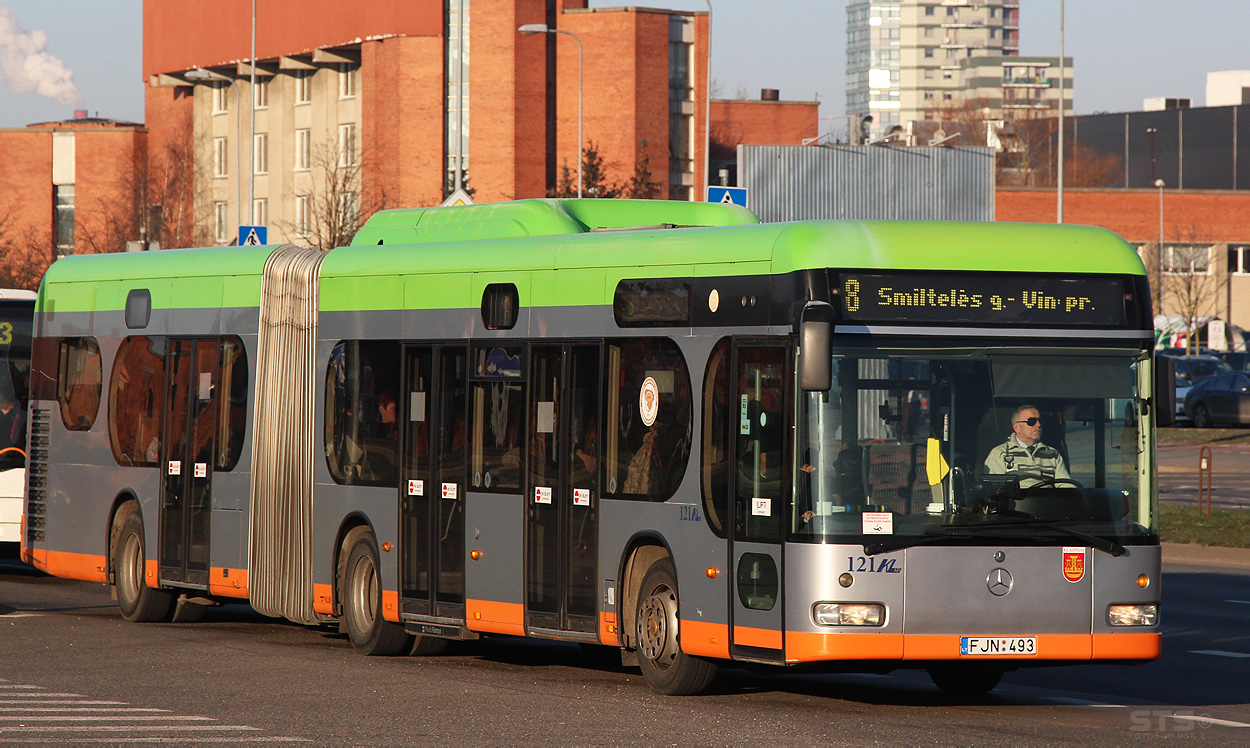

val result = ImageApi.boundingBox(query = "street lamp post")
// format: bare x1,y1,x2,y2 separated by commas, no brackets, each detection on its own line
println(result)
1156,177,1168,347
519,23,582,198
703,1,712,202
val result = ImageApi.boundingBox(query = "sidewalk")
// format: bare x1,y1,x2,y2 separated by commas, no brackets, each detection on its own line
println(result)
1162,542,1250,568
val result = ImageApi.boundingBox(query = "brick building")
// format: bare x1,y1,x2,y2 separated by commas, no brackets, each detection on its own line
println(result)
998,187,1250,342
0,116,146,283
142,0,716,246
709,91,819,185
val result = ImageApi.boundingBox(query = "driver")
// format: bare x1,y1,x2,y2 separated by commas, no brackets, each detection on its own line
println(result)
983,405,1070,488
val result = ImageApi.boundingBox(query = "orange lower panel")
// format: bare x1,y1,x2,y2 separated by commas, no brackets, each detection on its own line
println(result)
313,583,334,616
382,589,400,623
466,599,525,636
208,567,249,599
680,620,730,659
599,612,619,647
145,559,159,588
22,549,108,584
786,632,904,662
1092,632,1161,659
734,624,783,651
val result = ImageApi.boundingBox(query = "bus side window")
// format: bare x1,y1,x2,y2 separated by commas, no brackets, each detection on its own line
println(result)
324,340,401,486
57,337,101,431
216,336,248,471
700,338,730,536
108,336,166,467
604,337,692,501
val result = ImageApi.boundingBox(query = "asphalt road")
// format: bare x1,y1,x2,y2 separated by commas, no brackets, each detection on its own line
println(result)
1,551,1248,744
1158,443,1250,510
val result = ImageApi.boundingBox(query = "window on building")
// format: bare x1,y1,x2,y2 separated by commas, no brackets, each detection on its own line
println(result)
296,195,310,237
668,16,695,201
57,337,101,431
53,185,74,255
924,47,935,58
1161,244,1213,275
338,123,357,167
339,192,359,227
924,5,935,15
295,71,312,104
214,201,229,243
212,84,229,114
253,198,268,227
990,28,998,38
214,137,228,178
253,132,268,175
253,79,269,109
338,62,357,98
296,128,311,171
990,7,998,17
1229,245,1250,274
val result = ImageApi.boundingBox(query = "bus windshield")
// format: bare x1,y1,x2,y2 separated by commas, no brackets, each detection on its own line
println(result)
0,301,32,469
794,341,1154,549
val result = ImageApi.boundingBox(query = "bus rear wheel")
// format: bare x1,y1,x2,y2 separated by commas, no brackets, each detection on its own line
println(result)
635,557,717,695
110,506,174,623
341,528,412,656
927,664,1003,694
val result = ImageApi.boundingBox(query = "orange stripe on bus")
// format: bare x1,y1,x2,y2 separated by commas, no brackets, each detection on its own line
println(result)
679,619,730,658
1092,632,1161,659
785,631,904,662
733,624,782,651
382,589,400,623
466,599,525,636
313,583,334,616
208,568,249,599
22,548,108,583
599,611,619,646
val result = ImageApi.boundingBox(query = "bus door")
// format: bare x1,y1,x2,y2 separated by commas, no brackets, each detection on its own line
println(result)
728,341,788,661
525,343,600,636
400,344,468,620
158,339,217,588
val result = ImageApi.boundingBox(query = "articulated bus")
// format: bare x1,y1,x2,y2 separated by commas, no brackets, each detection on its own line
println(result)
0,289,36,547
23,199,1167,694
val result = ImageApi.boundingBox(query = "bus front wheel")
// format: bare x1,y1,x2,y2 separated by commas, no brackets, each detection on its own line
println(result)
341,528,412,656
110,506,174,622
635,557,717,695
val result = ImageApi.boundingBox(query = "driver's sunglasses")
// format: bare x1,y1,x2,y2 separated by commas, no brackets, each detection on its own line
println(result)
1014,417,1041,426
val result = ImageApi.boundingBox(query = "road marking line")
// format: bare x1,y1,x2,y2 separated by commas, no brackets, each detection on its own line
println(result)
1189,649,1250,658
3,738,312,744
0,687,44,690
1043,696,1108,706
0,701,126,706
0,725,262,732
0,717,213,722
0,613,44,618
0,709,167,713
1224,600,1250,605
1171,714,1250,728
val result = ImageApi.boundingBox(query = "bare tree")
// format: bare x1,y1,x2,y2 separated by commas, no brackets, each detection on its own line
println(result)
1159,222,1224,353
281,137,392,250
0,197,54,290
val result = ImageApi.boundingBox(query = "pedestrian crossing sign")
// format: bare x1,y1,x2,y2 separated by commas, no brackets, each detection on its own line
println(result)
240,226,268,246
706,186,747,207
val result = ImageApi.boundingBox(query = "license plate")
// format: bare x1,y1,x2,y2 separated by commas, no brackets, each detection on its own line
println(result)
960,636,1037,656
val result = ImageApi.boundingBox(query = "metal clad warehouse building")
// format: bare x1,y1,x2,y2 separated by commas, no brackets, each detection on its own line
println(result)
739,144,995,223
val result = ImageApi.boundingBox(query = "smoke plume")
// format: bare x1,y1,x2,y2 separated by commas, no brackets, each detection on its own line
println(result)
0,6,82,106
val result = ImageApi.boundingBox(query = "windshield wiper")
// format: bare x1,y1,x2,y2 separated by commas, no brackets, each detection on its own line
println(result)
863,519,1126,557
938,518,1126,557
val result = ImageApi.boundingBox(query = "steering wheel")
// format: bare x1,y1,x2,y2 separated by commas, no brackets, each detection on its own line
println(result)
1026,477,1083,489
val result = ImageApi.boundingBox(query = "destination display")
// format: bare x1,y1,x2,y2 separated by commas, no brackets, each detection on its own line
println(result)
835,272,1128,327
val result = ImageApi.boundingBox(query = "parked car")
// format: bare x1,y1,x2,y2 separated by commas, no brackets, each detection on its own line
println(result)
1219,351,1250,371
1158,352,1233,419
1184,371,1250,427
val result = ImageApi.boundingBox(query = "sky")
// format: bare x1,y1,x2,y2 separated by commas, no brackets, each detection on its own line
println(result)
1,1,1248,131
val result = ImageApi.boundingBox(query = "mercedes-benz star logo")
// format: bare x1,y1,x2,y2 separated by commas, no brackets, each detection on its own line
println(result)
986,567,1013,596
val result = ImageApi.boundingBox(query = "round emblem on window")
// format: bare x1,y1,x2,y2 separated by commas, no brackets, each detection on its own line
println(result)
639,376,660,427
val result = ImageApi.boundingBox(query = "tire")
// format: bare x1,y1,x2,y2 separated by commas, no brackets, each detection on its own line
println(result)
927,664,1003,695
342,528,412,656
110,506,174,623
1193,403,1213,429
409,635,450,657
634,557,717,695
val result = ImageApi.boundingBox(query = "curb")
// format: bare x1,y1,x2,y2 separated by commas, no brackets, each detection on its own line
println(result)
1162,542,1250,568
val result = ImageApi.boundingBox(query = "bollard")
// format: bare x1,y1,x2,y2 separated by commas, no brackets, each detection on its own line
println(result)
1197,445,1212,517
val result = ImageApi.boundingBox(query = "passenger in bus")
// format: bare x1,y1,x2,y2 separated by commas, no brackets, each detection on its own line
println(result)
983,404,1070,488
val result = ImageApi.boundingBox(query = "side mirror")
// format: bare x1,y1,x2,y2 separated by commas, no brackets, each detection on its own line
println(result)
797,301,834,391
1154,355,1176,427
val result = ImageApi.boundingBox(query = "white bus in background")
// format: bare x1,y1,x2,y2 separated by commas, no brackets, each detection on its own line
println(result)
0,289,35,547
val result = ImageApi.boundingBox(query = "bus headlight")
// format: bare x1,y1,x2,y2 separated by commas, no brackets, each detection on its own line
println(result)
1107,604,1158,627
813,603,885,627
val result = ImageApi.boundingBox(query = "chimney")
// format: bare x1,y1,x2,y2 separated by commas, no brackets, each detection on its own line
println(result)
74,110,88,119
760,89,779,101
